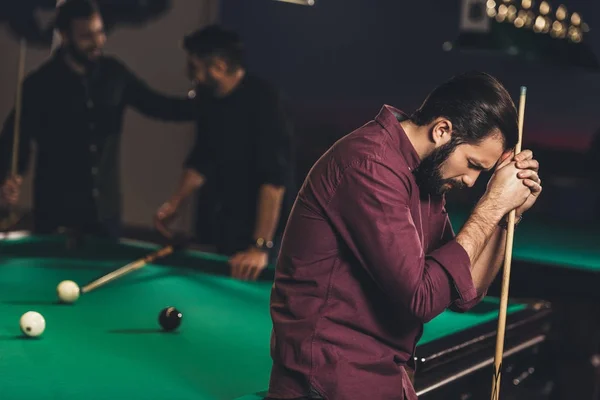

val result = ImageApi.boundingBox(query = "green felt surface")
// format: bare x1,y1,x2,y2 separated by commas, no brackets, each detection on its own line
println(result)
0,235,274,400
419,298,524,345
0,235,530,399
234,394,267,400
449,209,600,272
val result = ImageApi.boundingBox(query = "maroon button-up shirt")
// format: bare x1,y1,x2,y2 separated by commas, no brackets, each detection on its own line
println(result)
268,105,484,400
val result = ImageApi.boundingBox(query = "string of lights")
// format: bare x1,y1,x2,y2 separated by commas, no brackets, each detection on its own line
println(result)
486,0,588,43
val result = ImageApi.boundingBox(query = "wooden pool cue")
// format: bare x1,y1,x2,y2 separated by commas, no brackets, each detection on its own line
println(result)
0,39,27,232
490,86,527,400
81,245,175,294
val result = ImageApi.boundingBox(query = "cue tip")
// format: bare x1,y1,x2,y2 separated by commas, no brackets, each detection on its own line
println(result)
520,86,527,95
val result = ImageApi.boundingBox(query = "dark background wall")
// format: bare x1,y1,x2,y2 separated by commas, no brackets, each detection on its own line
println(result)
219,0,600,221
220,0,600,151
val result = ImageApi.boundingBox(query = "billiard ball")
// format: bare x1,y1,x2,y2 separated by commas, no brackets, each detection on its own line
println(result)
158,307,182,332
57,280,80,304
20,311,46,337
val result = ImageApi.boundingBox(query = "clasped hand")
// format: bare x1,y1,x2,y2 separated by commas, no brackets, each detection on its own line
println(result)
486,149,542,217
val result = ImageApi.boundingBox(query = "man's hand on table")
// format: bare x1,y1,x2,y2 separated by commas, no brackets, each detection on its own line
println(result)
229,247,268,281
0,175,22,206
154,200,180,239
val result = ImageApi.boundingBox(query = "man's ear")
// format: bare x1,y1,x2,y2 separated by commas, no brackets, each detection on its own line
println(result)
501,149,515,162
59,31,69,45
496,149,515,169
431,118,453,146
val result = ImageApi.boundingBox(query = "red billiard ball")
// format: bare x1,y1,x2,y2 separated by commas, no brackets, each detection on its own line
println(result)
158,307,182,332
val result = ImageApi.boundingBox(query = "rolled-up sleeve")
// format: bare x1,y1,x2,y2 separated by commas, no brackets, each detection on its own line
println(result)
328,158,478,322
437,213,487,312
183,132,214,181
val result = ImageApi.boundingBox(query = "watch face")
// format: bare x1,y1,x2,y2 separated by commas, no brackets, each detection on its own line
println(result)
254,238,274,249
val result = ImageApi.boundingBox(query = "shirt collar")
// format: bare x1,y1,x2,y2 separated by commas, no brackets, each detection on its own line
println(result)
375,105,421,172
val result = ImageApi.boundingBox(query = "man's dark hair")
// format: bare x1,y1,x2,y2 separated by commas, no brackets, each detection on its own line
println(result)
55,0,100,33
410,72,518,151
183,25,245,70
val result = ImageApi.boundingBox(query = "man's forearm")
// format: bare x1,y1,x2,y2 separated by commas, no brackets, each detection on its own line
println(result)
169,168,205,206
252,184,285,244
470,223,507,294
470,211,525,294
128,74,196,122
455,202,504,260
455,193,522,295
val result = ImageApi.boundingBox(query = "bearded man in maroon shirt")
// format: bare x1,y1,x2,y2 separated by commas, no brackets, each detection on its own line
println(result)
266,72,542,400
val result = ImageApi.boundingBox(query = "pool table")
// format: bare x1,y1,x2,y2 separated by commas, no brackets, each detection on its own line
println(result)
0,232,554,400
448,207,600,399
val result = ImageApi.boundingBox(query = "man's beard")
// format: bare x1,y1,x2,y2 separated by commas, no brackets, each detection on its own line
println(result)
200,74,220,95
413,141,466,196
66,42,101,69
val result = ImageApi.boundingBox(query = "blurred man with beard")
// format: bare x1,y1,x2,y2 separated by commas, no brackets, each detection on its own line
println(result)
0,0,195,237
266,72,543,400
154,25,295,281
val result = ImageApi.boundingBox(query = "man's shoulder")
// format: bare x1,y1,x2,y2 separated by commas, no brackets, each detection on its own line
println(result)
22,53,129,91
97,54,130,73
23,55,59,85
243,74,281,101
244,74,274,90
331,120,413,177
304,126,415,207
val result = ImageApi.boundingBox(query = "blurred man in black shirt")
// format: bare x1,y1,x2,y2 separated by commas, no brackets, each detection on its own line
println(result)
0,0,194,237
155,26,295,281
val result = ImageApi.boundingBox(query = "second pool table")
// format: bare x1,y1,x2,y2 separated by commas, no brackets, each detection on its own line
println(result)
0,232,554,400
449,207,600,399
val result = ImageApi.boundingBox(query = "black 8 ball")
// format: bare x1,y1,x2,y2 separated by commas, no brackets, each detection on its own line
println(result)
158,307,182,332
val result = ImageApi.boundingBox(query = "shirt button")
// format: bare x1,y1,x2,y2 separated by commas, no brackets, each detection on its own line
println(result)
90,144,97,152
87,99,94,109
89,122,95,130
91,167,98,175
92,188,100,197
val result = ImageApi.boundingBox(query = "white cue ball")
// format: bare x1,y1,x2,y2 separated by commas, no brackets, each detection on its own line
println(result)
20,311,46,337
57,280,80,304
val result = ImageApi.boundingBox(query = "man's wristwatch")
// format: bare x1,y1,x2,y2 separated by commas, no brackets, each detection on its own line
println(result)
498,214,523,230
252,237,274,252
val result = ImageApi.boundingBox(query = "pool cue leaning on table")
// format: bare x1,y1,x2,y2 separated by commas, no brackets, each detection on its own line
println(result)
1,1,67,232
80,240,190,294
0,39,27,232
490,86,527,400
